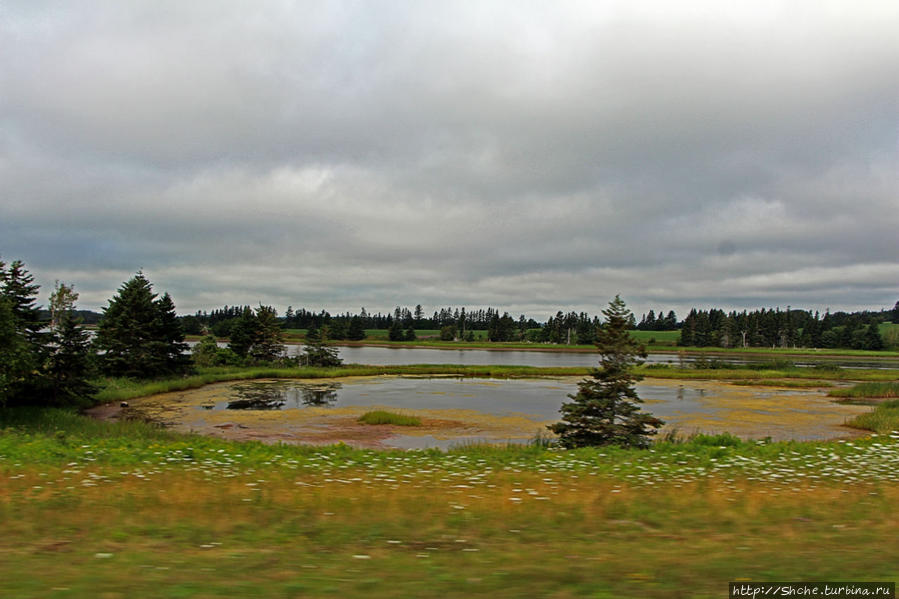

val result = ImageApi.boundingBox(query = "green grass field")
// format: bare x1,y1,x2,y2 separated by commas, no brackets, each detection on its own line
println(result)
2,408,899,598
628,330,680,346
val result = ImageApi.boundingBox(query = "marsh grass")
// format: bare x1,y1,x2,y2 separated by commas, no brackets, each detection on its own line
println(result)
358,410,422,426
847,399,899,433
829,382,899,400
730,379,832,388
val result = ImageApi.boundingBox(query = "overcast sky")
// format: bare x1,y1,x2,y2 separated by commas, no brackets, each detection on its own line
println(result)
2,1,897,320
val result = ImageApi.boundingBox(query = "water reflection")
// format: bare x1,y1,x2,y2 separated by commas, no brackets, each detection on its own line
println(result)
226,381,342,410
227,383,287,410
297,383,341,407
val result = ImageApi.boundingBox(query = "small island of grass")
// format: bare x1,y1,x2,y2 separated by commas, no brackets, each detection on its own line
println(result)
358,410,422,426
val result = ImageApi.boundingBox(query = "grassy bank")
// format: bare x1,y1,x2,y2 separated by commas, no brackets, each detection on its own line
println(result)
2,409,899,598
829,382,899,400
847,400,899,433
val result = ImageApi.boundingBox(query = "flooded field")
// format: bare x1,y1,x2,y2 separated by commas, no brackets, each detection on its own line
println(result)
123,376,870,449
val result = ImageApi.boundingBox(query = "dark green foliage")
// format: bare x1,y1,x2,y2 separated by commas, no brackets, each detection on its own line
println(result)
94,273,191,378
192,334,241,367
388,320,404,341
439,324,456,341
679,306,889,350
223,306,286,363
0,295,32,404
864,324,884,351
226,307,257,358
487,312,517,342
327,319,347,340
549,296,663,449
404,327,417,341
1,260,49,404
347,316,366,341
1,258,96,407
178,314,203,335
248,305,286,362
154,292,192,372
302,326,343,367
46,313,96,406
1,260,45,344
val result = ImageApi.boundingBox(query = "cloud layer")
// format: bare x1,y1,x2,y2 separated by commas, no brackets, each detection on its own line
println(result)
2,1,897,318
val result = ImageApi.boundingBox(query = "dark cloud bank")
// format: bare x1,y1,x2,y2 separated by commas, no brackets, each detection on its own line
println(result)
2,1,897,319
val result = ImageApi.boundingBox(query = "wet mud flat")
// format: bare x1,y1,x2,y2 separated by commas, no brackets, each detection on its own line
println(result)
91,376,872,449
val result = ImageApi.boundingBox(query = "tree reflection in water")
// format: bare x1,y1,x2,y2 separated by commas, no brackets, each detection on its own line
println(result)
226,381,342,410
227,383,287,410
296,383,341,407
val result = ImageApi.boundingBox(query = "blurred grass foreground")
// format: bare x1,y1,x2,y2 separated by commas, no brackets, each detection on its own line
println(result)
1,407,899,598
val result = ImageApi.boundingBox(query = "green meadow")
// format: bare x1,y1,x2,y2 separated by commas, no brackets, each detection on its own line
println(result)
2,407,899,598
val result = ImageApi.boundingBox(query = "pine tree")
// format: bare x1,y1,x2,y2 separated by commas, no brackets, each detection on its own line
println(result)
248,305,286,362
549,296,663,448
155,292,191,373
388,320,404,341
864,324,884,351
94,273,191,378
347,316,366,341
302,325,342,367
1,259,51,403
0,295,32,405
47,313,96,406
227,307,258,359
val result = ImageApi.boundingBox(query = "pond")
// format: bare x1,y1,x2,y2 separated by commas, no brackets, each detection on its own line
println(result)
128,376,869,450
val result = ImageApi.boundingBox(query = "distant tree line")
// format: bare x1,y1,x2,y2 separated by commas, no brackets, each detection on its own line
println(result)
678,307,890,350
179,299,898,350
635,309,679,331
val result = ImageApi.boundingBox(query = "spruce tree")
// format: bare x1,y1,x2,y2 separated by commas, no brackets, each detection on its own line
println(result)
227,307,257,359
47,313,96,406
302,325,342,367
248,305,286,363
388,320,404,341
154,292,191,373
347,316,366,341
549,296,663,448
94,273,190,377
0,259,48,404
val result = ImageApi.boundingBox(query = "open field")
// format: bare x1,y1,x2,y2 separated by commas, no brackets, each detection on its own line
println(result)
628,330,680,346
2,409,899,598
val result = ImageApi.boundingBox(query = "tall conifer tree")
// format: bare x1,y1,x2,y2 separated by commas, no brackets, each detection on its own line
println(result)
549,296,663,448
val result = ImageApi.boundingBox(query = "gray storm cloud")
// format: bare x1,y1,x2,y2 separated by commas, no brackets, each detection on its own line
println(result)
1,1,897,318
